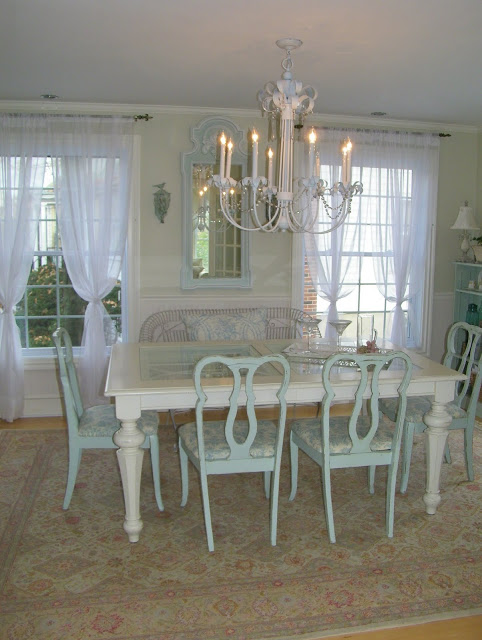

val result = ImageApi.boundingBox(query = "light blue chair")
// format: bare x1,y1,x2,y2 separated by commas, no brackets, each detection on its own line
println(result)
380,321,482,493
52,328,164,511
289,351,412,543
178,354,290,552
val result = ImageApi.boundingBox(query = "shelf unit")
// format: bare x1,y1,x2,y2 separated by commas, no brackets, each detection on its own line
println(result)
453,261,482,418
453,261,482,323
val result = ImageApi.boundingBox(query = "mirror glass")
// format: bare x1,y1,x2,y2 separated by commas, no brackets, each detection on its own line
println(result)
181,117,251,289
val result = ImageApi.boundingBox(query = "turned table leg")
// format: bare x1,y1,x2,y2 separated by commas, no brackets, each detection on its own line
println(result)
113,396,145,542
422,400,452,515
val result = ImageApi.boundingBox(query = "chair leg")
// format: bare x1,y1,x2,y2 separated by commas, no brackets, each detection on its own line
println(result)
386,458,398,538
269,465,281,546
63,445,82,510
179,440,189,507
444,440,452,464
464,426,474,481
170,409,179,452
199,472,214,552
321,465,336,543
149,436,164,511
289,433,299,501
263,471,271,499
399,422,416,494
368,466,376,494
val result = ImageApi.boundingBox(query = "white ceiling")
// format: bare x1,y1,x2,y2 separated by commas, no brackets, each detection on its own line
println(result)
1,0,482,127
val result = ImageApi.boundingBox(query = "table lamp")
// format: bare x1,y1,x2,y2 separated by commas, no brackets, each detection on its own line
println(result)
450,201,480,261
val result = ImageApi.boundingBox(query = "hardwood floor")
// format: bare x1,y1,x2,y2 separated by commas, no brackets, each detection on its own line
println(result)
319,614,482,639
2,416,480,639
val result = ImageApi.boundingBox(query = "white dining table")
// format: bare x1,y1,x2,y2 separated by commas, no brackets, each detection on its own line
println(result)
104,338,465,543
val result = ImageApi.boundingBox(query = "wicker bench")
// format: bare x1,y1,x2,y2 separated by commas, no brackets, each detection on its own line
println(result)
139,307,308,343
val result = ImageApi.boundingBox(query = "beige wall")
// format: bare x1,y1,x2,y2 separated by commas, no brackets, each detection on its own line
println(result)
138,111,292,303
434,131,480,293
1,103,479,415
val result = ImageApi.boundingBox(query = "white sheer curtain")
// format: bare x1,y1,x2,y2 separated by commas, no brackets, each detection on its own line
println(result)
303,128,360,341
305,127,439,348
0,114,47,421
369,131,440,346
49,116,134,407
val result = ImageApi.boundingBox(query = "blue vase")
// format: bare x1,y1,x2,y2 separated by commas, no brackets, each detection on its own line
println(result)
466,303,479,326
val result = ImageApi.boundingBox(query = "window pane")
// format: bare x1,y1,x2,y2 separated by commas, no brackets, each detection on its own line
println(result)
28,318,59,348
28,257,58,285
359,285,386,312
60,318,85,347
59,287,87,316
16,318,27,348
25,287,57,316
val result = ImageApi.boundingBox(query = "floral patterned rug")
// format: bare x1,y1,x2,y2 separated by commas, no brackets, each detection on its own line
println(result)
0,424,480,640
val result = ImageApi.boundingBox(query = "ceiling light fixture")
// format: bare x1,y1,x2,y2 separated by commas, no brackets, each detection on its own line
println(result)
210,38,363,233
41,94,59,100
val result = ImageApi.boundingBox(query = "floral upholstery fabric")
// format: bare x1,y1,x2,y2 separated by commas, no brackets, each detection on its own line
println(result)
182,309,268,342
291,416,396,454
78,405,159,437
178,420,278,461
379,396,466,423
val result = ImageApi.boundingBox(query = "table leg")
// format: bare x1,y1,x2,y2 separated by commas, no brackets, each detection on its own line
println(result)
113,398,146,542
422,400,452,515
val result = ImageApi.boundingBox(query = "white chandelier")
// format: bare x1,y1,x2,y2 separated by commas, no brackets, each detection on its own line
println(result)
210,38,363,233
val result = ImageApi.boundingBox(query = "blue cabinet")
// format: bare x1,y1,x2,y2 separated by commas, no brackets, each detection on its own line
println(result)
453,261,482,324
453,261,482,417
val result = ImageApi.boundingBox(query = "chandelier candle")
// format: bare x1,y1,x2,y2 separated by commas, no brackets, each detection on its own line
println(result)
226,140,233,180
219,133,226,180
210,37,363,233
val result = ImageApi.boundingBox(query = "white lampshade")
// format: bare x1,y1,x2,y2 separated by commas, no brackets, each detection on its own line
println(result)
451,202,479,231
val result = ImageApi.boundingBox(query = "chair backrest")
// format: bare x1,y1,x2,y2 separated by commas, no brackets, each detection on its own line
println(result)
52,328,84,432
443,321,482,420
321,351,413,457
193,354,291,464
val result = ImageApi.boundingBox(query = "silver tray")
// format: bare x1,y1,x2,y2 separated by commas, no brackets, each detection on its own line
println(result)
282,344,393,367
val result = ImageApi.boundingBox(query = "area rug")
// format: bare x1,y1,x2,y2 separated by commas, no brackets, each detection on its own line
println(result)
0,423,480,640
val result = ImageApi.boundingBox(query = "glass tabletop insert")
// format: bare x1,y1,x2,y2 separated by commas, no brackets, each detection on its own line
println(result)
139,342,276,381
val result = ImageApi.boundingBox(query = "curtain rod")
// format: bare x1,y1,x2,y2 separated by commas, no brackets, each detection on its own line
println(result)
3,112,153,122
312,125,450,138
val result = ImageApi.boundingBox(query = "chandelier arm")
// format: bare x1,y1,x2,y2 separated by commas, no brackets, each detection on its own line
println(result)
216,189,280,232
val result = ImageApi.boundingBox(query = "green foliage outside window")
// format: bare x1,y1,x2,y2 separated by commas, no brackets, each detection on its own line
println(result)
16,257,121,348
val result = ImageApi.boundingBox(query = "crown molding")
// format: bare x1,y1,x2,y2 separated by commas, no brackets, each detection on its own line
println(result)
0,100,479,134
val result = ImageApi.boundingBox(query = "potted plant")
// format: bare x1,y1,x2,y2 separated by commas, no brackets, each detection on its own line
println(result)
472,236,482,263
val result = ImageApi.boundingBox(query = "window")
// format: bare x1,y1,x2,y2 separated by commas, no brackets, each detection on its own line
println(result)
14,158,123,353
304,166,411,342
301,129,439,350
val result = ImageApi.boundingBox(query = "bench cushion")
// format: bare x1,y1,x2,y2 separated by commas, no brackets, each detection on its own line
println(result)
182,309,268,341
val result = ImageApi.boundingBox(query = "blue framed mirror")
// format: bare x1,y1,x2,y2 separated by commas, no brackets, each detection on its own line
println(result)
181,116,252,290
